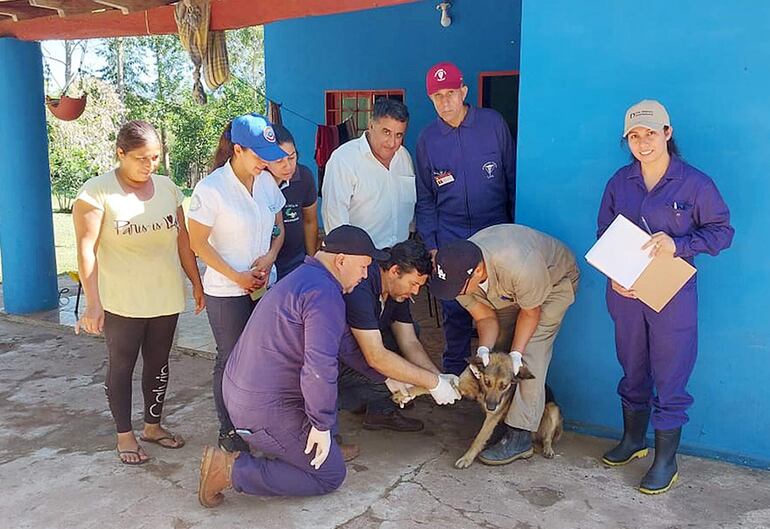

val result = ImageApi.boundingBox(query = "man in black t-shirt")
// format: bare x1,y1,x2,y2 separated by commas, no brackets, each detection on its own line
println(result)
339,239,447,432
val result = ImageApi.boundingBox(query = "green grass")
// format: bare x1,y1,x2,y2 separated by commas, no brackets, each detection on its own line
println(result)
0,195,193,284
53,211,78,275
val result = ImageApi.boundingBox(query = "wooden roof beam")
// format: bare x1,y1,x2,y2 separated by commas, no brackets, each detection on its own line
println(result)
92,1,129,15
92,0,172,15
29,1,106,18
0,0,419,40
0,3,51,21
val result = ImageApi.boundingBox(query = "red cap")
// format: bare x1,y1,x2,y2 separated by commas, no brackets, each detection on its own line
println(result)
426,62,464,96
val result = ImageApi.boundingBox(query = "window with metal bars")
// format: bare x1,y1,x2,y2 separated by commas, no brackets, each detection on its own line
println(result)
325,89,406,136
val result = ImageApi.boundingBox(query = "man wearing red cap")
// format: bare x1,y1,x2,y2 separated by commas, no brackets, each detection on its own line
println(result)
415,61,516,375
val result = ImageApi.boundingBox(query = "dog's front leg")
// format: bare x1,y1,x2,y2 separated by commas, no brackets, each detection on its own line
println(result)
454,411,504,469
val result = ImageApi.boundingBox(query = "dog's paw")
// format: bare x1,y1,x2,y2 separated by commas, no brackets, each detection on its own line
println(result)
454,454,475,469
542,447,555,459
390,392,412,407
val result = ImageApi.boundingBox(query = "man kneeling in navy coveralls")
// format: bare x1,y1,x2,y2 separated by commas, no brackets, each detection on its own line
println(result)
198,225,461,506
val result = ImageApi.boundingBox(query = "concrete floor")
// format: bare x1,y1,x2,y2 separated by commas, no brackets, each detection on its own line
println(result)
1,317,769,529
0,273,219,358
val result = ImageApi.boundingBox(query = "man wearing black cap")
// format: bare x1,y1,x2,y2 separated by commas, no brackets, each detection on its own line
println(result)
198,225,396,506
431,224,579,466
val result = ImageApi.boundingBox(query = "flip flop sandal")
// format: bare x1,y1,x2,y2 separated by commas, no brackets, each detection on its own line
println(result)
140,433,186,449
117,447,149,465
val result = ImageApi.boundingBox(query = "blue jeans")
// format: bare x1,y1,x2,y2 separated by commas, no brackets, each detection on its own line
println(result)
440,299,474,375
205,294,257,434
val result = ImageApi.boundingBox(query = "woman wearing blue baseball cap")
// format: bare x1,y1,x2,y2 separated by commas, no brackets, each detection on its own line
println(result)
188,113,288,453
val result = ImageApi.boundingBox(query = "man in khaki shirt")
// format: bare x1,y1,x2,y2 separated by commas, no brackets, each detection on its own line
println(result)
431,224,579,465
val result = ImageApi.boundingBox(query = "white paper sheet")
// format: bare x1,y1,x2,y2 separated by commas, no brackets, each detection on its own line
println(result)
585,214,653,289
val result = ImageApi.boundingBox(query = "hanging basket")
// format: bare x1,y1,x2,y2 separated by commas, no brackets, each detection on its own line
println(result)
46,94,87,121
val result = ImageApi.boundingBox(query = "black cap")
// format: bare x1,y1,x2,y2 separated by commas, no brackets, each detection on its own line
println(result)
321,225,390,260
431,240,483,300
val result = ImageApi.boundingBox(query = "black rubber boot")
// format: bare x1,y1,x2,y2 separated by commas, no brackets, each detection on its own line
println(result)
601,407,650,466
639,427,681,494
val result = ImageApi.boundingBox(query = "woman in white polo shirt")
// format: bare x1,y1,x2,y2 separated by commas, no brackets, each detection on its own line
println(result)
188,113,287,453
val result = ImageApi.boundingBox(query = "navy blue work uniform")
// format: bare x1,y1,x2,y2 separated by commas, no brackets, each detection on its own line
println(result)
223,257,377,497
598,155,734,430
275,164,318,280
415,105,516,374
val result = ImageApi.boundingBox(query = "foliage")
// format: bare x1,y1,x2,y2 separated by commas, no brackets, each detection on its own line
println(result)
47,77,125,212
168,80,264,188
46,26,267,198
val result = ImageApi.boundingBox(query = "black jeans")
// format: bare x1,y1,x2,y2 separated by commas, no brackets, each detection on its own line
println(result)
103,311,179,433
205,294,257,434
337,362,395,415
337,325,409,416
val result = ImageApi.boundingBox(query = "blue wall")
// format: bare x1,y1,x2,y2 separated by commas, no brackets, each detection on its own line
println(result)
265,0,521,171
517,0,770,467
266,0,770,467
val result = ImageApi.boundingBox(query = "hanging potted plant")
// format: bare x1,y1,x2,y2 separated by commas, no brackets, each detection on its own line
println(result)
45,50,88,121
46,93,88,121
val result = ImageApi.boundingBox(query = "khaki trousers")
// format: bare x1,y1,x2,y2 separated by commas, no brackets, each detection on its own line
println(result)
492,274,578,431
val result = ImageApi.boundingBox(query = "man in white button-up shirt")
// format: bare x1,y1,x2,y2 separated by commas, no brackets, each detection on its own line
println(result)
321,98,416,249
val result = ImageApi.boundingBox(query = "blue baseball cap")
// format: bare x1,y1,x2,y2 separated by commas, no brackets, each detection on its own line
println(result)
230,114,288,162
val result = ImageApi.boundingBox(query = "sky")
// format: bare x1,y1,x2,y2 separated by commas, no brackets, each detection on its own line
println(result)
40,39,107,94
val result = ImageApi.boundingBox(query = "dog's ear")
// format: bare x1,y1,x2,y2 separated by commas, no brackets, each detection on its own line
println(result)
515,365,535,381
468,359,483,380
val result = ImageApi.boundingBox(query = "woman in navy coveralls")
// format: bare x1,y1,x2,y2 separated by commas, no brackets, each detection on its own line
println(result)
597,100,734,494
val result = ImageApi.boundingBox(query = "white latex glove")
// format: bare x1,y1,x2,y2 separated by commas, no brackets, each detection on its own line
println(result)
385,378,415,408
304,426,331,470
476,345,491,367
509,350,523,375
429,374,462,405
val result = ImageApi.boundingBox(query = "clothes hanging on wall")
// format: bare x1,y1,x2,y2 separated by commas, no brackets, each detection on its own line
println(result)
315,117,356,197
268,100,283,126
315,125,337,197
315,125,337,169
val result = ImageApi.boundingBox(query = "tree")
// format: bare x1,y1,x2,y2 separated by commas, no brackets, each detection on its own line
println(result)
47,77,125,212
226,26,265,92
168,80,264,189
166,27,266,188
90,26,267,189
42,39,90,97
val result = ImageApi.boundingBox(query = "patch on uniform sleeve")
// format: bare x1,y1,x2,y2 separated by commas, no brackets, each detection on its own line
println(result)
190,194,201,212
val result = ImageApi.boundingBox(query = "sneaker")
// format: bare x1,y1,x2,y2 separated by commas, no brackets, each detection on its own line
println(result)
478,425,534,466
362,410,424,432
218,430,250,453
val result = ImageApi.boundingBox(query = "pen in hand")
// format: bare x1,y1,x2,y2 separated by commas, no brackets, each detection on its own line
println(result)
640,216,652,235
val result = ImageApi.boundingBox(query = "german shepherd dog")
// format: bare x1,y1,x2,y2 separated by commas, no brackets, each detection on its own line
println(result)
393,352,563,468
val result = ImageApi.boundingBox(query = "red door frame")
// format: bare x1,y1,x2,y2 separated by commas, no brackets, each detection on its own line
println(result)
477,70,520,107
